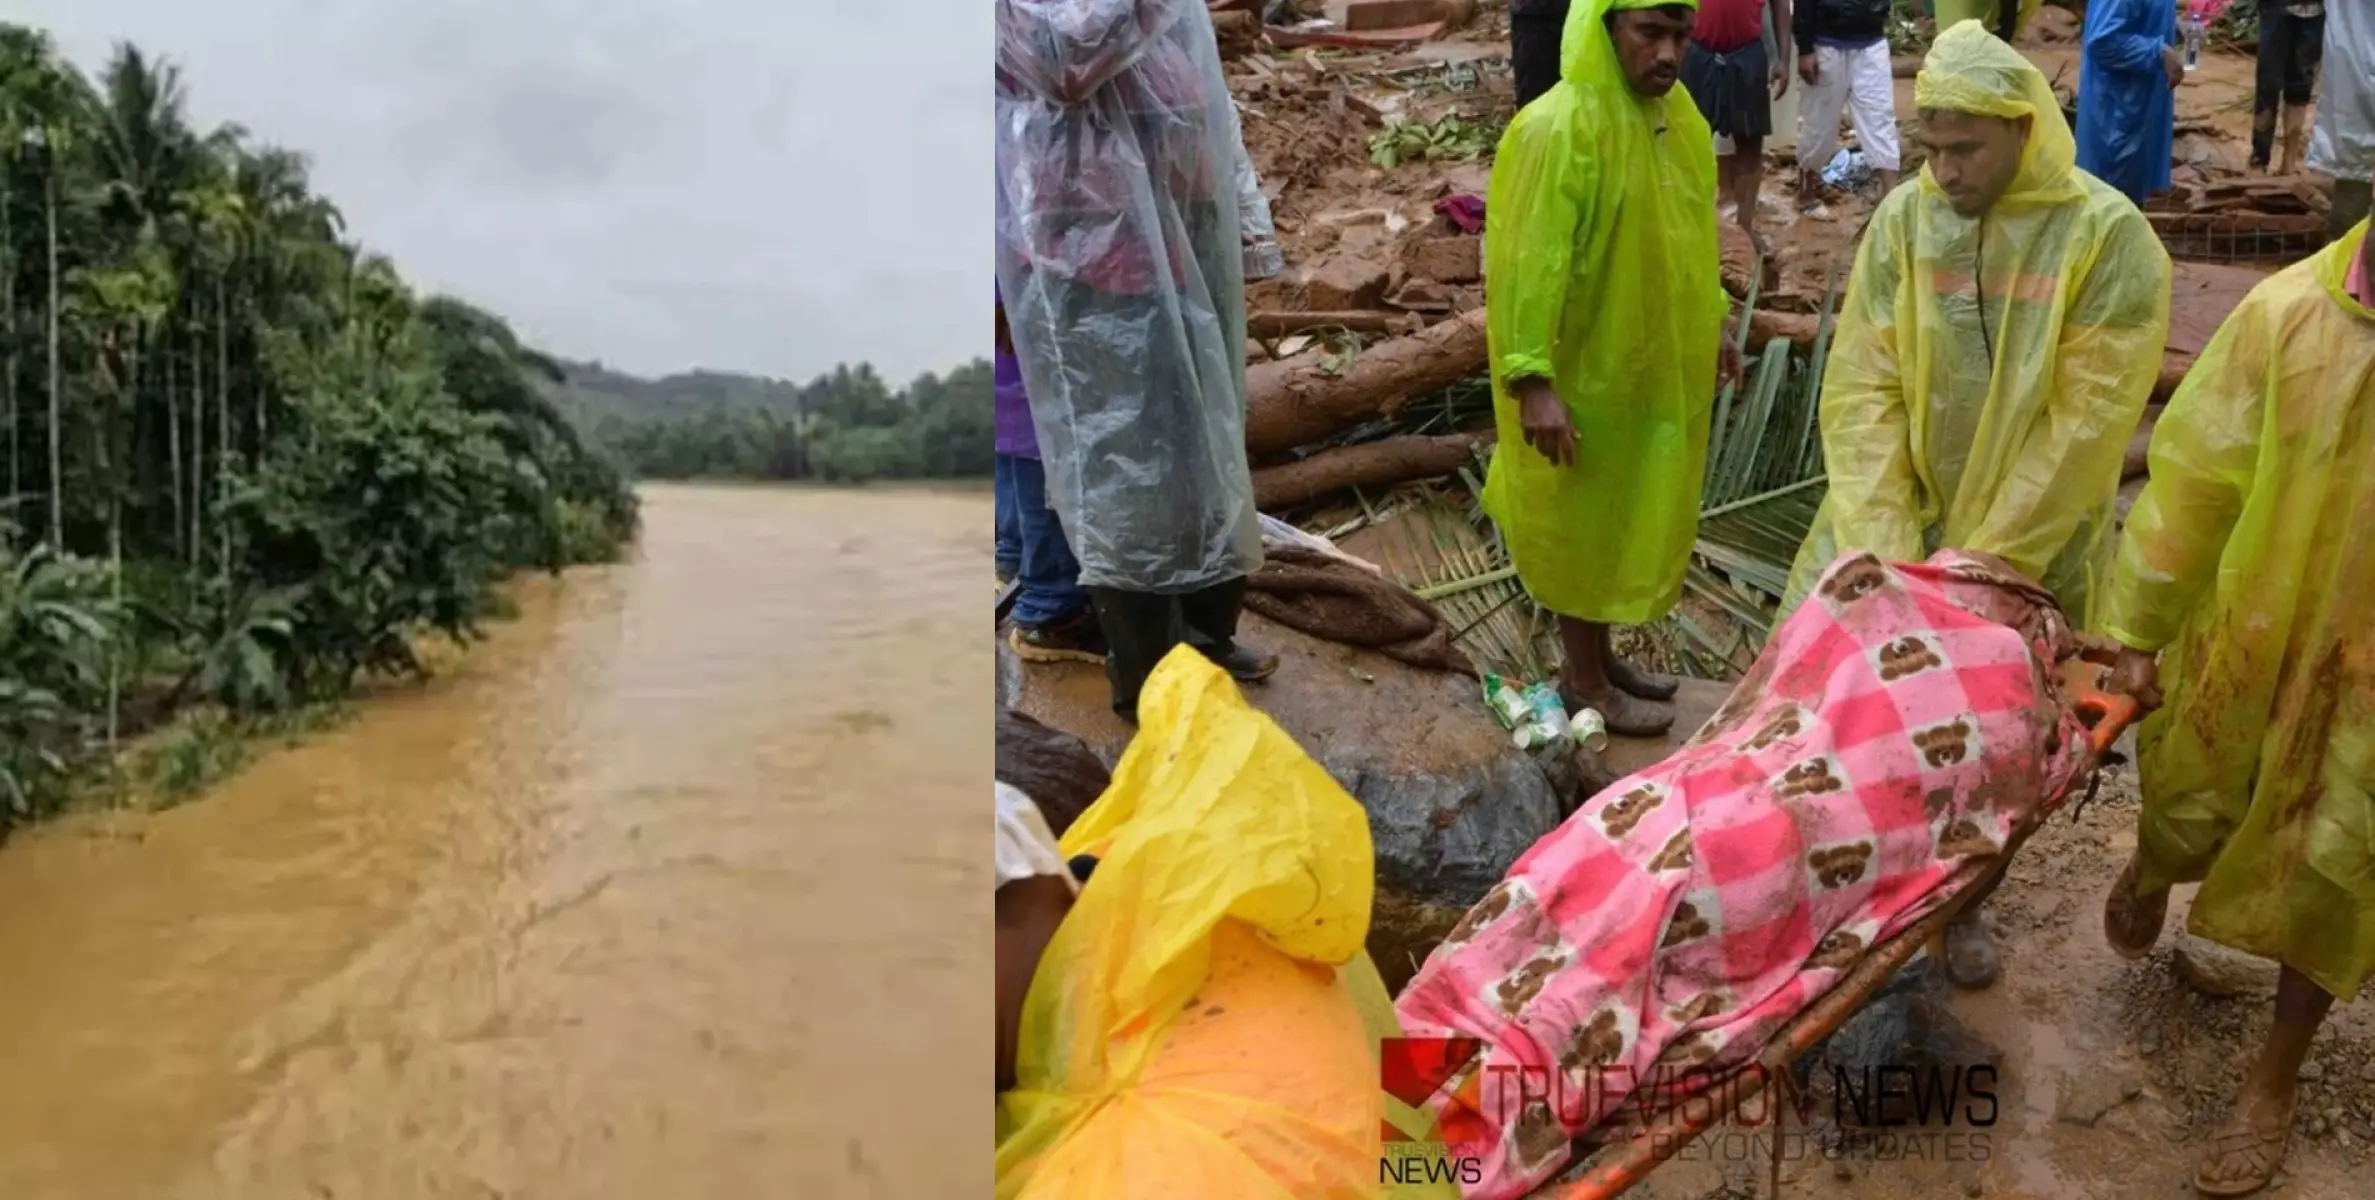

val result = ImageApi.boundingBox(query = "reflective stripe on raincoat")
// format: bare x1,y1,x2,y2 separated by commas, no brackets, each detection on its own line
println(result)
2099,223,2375,1003
1781,23,2170,628
1480,0,1728,625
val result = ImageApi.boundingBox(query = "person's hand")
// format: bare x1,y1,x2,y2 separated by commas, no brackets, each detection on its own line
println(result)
1770,57,1790,100
1798,53,1819,87
2105,647,2163,712
2163,46,2185,90
1717,324,1743,390
1513,377,1578,468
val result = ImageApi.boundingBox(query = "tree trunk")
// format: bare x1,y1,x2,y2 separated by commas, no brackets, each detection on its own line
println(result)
191,319,204,566
4,190,17,519
43,166,61,548
167,332,185,561
1245,309,1488,457
216,275,230,577
1252,432,1491,509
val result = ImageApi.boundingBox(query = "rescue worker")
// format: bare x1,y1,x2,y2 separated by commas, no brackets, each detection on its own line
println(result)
2098,214,2375,1200
1781,22,2171,990
993,0,1281,723
1483,0,1737,739
2074,0,2184,206
2305,0,2370,241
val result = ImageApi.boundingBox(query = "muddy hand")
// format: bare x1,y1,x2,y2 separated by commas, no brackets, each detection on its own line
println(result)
2105,647,2162,713
1515,378,1578,468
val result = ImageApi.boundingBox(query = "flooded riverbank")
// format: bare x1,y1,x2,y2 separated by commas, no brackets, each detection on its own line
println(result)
0,484,988,1199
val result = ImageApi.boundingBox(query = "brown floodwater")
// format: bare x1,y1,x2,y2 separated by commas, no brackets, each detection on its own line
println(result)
0,484,989,1199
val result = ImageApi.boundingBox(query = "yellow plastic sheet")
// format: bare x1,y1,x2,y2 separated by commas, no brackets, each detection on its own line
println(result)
1781,23,2170,627
2099,223,2375,1003
1479,0,1728,625
994,646,1456,1199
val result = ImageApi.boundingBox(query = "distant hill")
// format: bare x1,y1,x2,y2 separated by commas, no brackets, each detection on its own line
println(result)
547,357,995,483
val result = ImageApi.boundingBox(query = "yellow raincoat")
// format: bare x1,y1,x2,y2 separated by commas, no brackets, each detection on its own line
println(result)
1480,0,1728,625
1780,24,2170,627
994,646,1456,1200
2099,223,2375,1003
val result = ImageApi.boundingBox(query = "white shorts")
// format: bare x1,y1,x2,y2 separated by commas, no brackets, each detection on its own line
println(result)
1797,41,1902,171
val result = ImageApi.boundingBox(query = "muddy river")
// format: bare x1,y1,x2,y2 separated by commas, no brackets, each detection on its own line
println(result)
0,484,988,1199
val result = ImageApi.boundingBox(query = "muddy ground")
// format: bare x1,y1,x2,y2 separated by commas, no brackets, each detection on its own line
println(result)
1224,6,2362,1196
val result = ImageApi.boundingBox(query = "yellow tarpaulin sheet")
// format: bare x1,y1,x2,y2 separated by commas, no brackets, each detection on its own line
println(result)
2100,223,2375,1003
1479,0,1728,624
994,646,1456,1198
1781,23,2170,627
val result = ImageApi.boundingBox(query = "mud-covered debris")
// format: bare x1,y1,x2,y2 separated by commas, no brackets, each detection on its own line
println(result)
2172,932,2278,1000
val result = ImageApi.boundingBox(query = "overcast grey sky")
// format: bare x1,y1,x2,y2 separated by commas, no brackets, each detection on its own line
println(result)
24,0,990,385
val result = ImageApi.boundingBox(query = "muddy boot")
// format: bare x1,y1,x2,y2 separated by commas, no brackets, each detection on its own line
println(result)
1606,654,1679,702
1088,587,1181,724
2279,105,2309,177
1179,576,1279,684
1941,906,2000,990
2251,115,2275,172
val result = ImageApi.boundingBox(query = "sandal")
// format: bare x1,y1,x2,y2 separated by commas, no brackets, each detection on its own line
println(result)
2193,1094,2295,1196
1560,684,1675,739
2103,854,2169,960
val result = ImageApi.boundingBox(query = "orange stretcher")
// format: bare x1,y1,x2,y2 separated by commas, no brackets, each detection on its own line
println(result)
1547,649,2144,1200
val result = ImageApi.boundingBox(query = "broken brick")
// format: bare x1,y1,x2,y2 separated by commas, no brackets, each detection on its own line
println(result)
1341,0,1446,32
1296,255,1392,310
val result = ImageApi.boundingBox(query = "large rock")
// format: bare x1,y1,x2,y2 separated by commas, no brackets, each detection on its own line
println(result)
998,610,1570,993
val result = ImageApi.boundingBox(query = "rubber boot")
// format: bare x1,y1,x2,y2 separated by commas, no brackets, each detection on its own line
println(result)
1179,576,1280,684
2251,123,2275,172
2279,105,2309,177
1087,587,1181,724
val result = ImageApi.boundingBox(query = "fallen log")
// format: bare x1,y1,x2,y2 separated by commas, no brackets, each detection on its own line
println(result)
1249,309,1403,338
1253,432,1490,509
1246,308,1488,456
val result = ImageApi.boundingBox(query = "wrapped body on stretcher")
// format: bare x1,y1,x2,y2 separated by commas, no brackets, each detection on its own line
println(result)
1394,550,2111,1199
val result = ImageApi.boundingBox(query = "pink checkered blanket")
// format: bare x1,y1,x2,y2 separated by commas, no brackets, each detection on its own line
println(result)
1392,551,2098,1197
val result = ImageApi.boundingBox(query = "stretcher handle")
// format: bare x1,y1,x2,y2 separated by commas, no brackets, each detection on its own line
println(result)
2058,656,2140,758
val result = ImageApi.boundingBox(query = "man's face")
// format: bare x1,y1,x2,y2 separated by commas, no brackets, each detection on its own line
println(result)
1916,110,2029,217
1610,7,1694,98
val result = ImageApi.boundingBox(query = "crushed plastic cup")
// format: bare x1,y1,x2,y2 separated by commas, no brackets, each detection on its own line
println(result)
1568,708,1609,753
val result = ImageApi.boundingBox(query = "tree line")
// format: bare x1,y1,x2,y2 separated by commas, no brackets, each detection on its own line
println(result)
558,357,995,484
0,26,640,829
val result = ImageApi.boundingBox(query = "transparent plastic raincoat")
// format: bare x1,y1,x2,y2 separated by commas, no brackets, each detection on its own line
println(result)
2306,0,2373,185
993,0,1263,594
1479,0,1728,625
2099,224,2375,1003
993,648,1455,1200
1781,24,2170,627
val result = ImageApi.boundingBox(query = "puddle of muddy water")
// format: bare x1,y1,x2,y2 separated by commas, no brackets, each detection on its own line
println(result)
0,484,989,1200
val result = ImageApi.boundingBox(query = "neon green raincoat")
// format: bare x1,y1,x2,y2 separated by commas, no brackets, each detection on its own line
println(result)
1480,0,1728,625
1780,24,2170,627
2099,224,2375,1003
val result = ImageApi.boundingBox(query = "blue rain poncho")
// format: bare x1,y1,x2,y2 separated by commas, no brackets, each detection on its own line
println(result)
2074,0,2174,205
1781,24,2171,626
1478,0,1728,625
993,0,1263,594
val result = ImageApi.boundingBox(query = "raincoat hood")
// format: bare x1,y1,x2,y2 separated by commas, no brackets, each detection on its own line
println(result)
1914,22,2084,208
1561,0,1701,93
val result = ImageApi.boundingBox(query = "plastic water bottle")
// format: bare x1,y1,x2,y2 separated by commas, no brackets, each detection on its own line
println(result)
2182,17,2203,72
1512,682,1571,751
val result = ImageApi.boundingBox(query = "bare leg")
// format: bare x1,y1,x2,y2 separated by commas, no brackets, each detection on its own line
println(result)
2195,968,2335,1196
1797,167,1823,212
1556,618,1674,737
1877,168,1900,196
1731,136,1768,256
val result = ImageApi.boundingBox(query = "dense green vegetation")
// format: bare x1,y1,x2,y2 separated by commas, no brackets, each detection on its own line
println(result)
556,357,994,484
0,27,639,830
